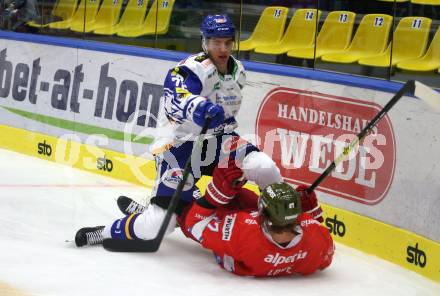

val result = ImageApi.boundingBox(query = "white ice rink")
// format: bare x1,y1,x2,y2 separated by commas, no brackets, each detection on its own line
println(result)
0,148,439,296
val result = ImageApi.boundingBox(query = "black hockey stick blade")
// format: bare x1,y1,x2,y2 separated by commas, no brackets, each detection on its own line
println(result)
103,237,162,252
103,119,212,252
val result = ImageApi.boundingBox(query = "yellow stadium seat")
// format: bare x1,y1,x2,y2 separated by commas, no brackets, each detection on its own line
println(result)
236,6,289,52
359,17,431,67
48,0,100,30
397,26,440,71
286,11,355,59
93,0,149,35
27,0,78,28
254,9,320,55
116,0,175,37
70,0,124,32
321,14,393,64
411,0,440,5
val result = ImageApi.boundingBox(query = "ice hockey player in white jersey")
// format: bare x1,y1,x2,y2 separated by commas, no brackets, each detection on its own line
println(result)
74,14,283,247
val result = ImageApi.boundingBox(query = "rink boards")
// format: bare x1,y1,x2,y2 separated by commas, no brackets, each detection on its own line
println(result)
1,31,440,283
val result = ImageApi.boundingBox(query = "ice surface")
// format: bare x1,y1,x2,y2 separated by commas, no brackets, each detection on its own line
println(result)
0,148,439,296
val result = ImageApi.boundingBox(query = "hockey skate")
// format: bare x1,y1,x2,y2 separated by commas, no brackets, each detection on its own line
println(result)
117,196,146,215
75,226,105,247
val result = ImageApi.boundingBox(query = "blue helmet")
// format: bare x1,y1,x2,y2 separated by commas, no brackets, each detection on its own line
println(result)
200,14,236,39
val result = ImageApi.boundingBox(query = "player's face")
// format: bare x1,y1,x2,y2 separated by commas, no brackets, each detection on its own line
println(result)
207,37,234,71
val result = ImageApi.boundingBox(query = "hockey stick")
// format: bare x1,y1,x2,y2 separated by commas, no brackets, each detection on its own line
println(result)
306,80,440,194
103,118,212,252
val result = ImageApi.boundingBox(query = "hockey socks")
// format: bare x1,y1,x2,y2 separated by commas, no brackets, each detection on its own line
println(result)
110,213,142,240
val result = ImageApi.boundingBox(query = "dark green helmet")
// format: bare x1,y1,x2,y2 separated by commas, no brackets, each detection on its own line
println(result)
258,183,302,227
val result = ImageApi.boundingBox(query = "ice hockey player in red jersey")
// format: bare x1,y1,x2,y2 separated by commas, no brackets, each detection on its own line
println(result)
179,160,334,277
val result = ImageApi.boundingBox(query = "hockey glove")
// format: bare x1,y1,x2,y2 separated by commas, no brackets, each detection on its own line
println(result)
296,185,324,223
205,159,246,207
193,100,225,129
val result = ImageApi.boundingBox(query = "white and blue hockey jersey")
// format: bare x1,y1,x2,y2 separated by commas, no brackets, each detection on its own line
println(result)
151,53,246,154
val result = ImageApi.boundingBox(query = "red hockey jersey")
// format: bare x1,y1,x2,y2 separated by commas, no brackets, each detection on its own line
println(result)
182,200,334,277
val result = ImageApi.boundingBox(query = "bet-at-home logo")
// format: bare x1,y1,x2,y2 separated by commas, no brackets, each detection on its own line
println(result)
0,49,161,128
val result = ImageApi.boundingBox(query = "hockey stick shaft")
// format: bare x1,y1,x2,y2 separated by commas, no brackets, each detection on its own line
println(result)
103,119,211,252
149,118,212,248
306,80,416,194
306,80,440,194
